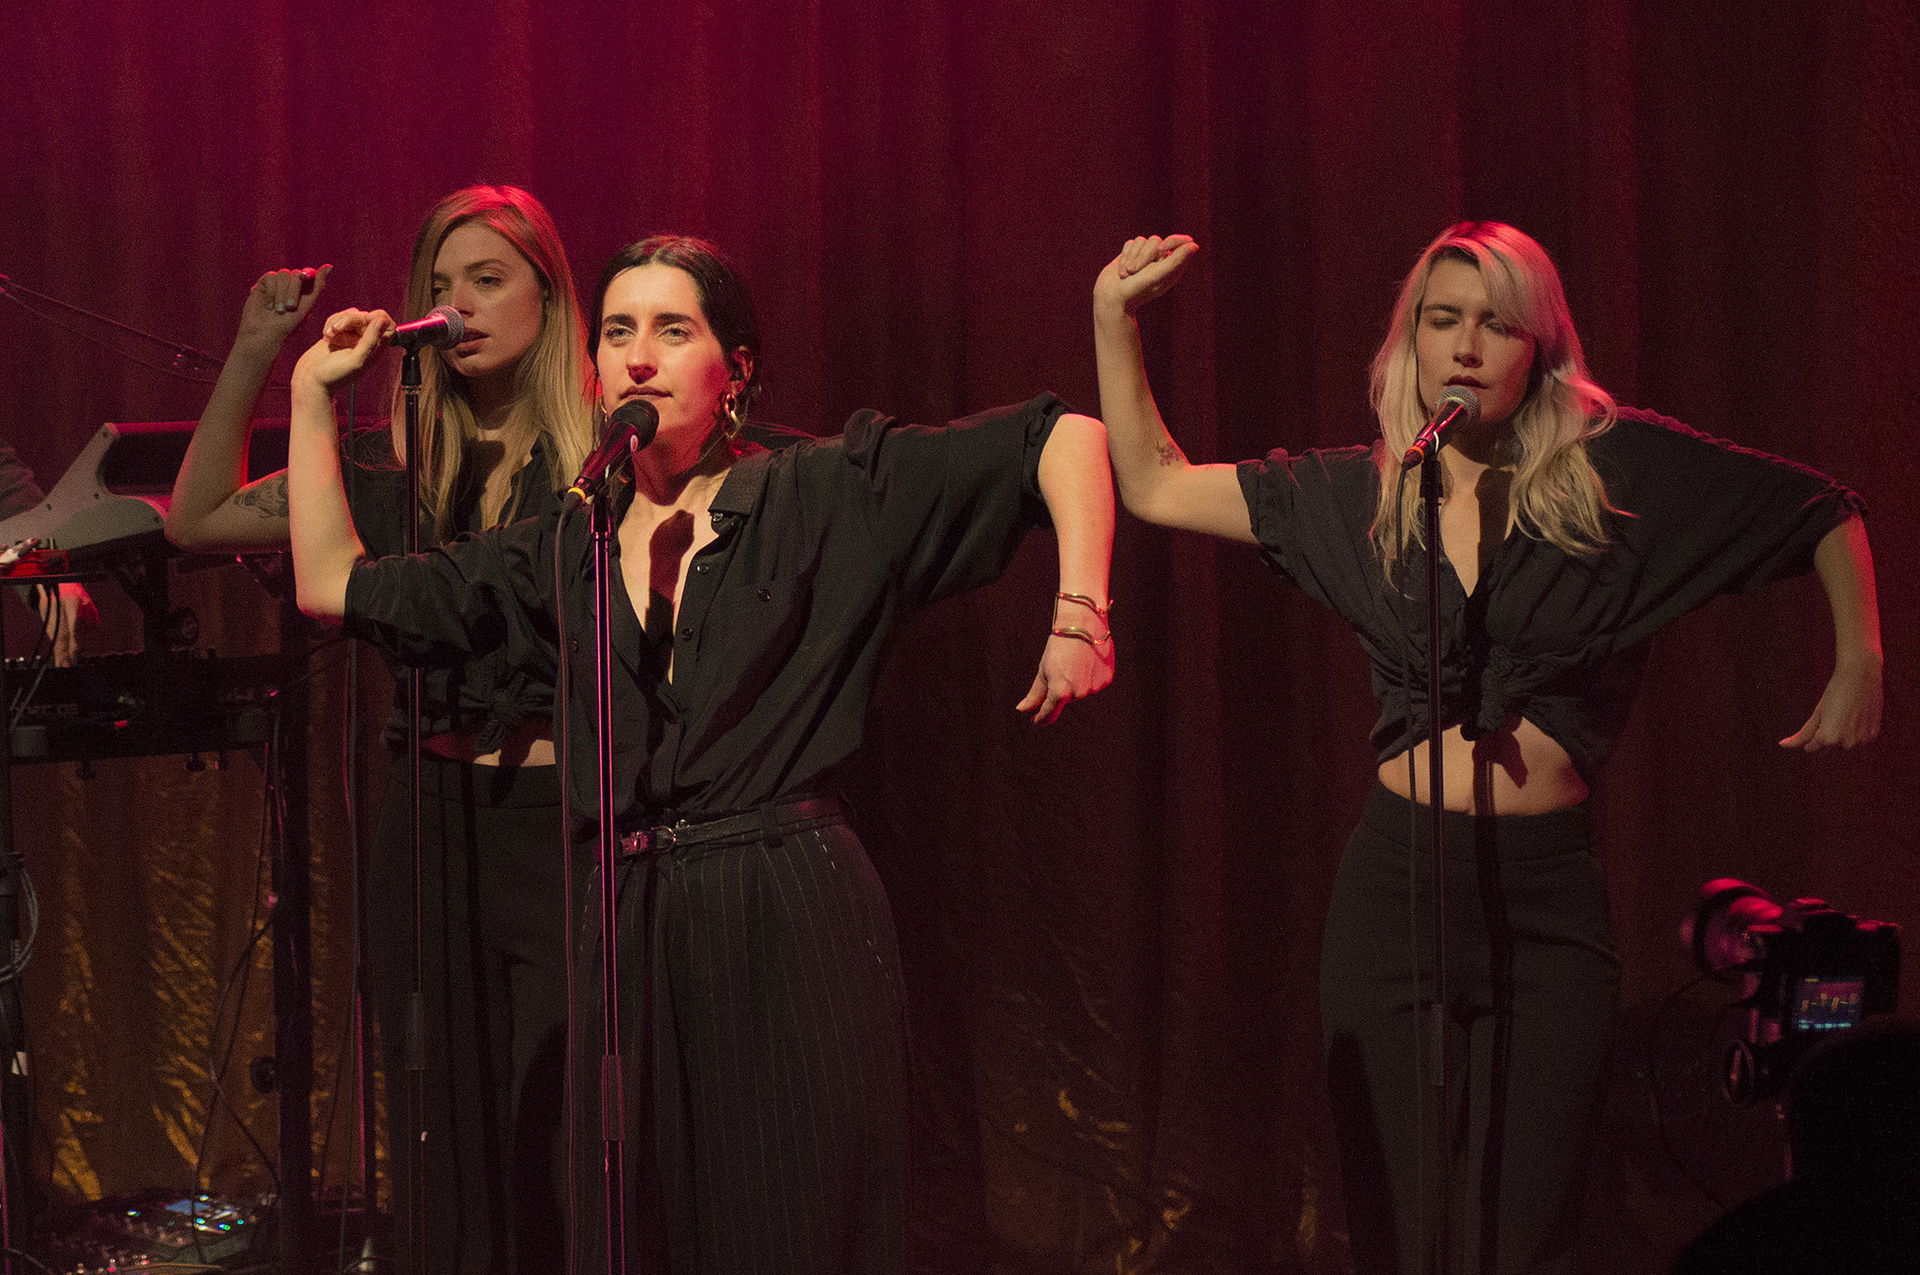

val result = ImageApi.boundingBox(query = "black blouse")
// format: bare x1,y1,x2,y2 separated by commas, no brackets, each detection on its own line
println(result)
343,395,1064,828
1236,407,1864,782
341,428,563,752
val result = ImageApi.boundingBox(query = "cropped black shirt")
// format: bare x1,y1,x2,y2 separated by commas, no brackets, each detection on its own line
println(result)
1236,407,1863,782
342,429,562,753
343,395,1063,829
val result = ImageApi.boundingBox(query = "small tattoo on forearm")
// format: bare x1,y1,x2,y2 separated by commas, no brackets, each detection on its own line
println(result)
1156,439,1185,467
236,474,290,518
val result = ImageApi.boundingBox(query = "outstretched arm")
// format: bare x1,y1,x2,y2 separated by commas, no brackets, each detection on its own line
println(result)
288,308,392,621
1018,411,1117,724
1780,515,1882,750
165,266,332,551
1092,235,1254,543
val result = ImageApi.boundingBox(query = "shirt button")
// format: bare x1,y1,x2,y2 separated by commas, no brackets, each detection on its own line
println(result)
678,626,693,639
710,512,724,526
693,563,710,574
757,588,771,601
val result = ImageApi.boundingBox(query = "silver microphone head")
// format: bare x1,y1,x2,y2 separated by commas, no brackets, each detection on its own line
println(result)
426,305,465,345
1402,384,1483,468
1435,384,1481,424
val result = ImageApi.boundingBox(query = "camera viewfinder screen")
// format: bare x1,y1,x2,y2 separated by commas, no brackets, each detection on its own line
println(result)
1791,976,1865,1032
162,1197,247,1231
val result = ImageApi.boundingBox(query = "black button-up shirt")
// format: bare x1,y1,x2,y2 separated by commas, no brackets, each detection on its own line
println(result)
1237,407,1863,782
342,429,563,753
344,395,1064,828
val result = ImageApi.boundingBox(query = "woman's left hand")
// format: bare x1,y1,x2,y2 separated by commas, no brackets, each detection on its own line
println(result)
37,581,98,668
1780,651,1883,750
293,308,395,395
1017,631,1116,725
1094,234,1199,317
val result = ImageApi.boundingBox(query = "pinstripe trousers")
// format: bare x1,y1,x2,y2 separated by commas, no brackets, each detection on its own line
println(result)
570,813,910,1274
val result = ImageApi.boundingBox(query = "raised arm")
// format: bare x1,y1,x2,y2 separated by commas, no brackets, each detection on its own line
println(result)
288,308,391,621
1017,411,1117,724
1779,514,1883,750
1092,236,1254,543
165,266,331,551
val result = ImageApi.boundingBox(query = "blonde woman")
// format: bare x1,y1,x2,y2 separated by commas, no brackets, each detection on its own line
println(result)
166,186,596,1275
1094,223,1880,1273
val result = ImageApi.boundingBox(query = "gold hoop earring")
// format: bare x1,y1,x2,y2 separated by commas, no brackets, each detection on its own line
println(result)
718,388,743,442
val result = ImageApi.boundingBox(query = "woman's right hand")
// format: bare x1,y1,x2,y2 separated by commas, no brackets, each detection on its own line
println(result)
1093,234,1199,316
235,265,332,352
293,307,395,395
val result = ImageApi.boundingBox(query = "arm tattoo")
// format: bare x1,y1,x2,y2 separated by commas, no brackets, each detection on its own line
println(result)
235,473,290,519
1156,439,1186,467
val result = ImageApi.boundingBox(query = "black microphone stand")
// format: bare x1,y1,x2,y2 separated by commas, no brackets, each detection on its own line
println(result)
1418,450,1452,1275
398,346,429,1275
555,430,641,1275
555,413,648,1275
586,485,628,1275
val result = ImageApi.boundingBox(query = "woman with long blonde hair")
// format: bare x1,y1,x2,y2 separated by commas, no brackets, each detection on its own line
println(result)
167,184,596,1275
1093,222,1881,1272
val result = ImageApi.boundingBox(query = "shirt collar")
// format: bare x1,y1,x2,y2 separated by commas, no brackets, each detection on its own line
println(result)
709,443,773,517
601,440,774,526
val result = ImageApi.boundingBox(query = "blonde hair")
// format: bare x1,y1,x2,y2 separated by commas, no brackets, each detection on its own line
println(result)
1368,221,1618,579
389,185,596,540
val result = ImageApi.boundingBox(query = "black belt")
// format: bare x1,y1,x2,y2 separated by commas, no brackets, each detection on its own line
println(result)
618,795,845,858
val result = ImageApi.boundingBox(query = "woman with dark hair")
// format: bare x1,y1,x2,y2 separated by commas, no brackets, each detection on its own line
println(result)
1093,225,1881,1273
286,233,1115,1271
166,185,597,1274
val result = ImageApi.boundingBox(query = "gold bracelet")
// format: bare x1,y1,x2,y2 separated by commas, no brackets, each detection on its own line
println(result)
1055,591,1113,621
1050,624,1114,648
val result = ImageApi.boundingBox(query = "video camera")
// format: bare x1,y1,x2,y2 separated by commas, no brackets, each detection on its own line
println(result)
1683,878,1901,1104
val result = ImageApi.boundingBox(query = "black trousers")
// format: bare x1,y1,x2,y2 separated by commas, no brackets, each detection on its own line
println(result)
1320,784,1619,1275
369,752,570,1275
569,805,910,1274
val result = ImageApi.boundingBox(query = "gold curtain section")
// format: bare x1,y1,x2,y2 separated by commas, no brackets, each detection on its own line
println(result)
15,561,382,1207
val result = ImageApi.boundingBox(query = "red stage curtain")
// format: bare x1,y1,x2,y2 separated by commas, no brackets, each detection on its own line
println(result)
3,1,1914,1269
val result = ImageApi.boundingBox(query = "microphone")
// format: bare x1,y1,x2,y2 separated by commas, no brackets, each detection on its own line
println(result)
1401,385,1481,468
565,399,660,505
389,305,467,351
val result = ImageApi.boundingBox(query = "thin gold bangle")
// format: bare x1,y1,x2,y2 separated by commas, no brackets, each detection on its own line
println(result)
1050,625,1113,649
1055,591,1113,621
